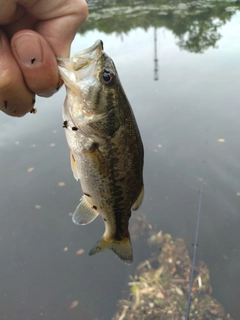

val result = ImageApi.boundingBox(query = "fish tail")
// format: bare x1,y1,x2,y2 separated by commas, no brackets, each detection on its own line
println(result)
89,234,133,264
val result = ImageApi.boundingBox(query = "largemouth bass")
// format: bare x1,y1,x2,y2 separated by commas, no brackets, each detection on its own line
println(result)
58,40,144,264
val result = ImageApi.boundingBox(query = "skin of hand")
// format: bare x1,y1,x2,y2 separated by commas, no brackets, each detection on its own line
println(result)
0,0,88,117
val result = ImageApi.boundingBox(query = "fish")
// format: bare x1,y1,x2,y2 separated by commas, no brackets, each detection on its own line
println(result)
58,40,144,264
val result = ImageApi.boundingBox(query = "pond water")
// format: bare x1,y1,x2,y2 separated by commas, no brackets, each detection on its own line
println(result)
1,0,240,319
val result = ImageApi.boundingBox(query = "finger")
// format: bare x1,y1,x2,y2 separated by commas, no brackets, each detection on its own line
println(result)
0,31,35,117
0,2,25,25
11,30,61,97
1,0,88,58
22,0,89,57
1,11,36,40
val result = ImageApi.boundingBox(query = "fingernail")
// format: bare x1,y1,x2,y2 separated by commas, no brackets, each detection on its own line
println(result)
13,35,43,66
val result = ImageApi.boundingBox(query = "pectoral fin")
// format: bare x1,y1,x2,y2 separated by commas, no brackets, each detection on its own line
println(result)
70,150,79,180
88,108,123,138
131,185,144,211
72,196,99,225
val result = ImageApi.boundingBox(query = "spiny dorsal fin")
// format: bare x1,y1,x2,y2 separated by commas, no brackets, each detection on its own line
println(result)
132,185,144,211
72,196,99,225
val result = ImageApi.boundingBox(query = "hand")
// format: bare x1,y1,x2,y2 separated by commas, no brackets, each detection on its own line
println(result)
0,0,88,117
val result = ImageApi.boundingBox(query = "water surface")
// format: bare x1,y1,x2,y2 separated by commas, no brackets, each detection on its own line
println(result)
1,1,240,319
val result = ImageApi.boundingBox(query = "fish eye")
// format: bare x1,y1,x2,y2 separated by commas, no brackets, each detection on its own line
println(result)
101,69,115,86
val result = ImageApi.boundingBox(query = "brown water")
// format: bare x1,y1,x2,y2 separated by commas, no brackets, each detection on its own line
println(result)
1,1,240,319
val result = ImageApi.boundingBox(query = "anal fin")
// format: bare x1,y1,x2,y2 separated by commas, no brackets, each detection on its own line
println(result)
132,185,144,211
72,196,99,225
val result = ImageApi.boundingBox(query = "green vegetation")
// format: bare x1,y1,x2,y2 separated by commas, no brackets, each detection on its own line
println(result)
80,0,240,52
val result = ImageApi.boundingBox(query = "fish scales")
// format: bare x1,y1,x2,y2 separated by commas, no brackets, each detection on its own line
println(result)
58,40,144,264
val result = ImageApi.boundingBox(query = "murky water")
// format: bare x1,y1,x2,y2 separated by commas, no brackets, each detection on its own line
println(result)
1,1,240,319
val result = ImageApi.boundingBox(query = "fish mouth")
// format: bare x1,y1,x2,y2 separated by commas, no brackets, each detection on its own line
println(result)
57,40,104,71
75,39,104,57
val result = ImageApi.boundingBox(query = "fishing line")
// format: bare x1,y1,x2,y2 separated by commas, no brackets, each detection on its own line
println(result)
185,129,208,320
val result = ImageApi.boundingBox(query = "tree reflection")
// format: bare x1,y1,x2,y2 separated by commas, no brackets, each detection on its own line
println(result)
82,0,240,53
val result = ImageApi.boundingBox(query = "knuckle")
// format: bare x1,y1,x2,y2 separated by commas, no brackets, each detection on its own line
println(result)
0,97,33,118
75,0,89,22
0,72,35,117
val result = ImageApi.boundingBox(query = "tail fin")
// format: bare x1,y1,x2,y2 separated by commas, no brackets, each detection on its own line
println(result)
89,235,133,264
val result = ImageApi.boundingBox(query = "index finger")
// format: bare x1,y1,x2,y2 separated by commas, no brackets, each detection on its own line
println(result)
0,0,88,57
22,0,88,57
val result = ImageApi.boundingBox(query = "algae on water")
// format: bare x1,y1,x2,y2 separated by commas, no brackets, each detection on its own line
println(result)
112,214,233,320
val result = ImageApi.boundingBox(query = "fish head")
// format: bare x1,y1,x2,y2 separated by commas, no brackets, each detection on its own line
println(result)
58,40,120,121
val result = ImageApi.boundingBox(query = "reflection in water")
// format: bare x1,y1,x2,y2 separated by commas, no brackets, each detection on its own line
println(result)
84,0,240,53
1,1,240,319
154,28,159,81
